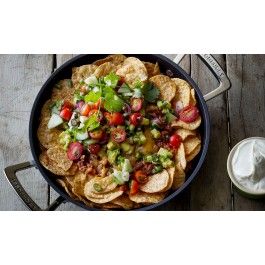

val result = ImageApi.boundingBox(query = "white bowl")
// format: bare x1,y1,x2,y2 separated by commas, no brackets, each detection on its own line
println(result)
227,137,265,198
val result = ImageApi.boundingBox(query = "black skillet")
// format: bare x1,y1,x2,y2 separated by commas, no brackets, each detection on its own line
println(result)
4,54,230,210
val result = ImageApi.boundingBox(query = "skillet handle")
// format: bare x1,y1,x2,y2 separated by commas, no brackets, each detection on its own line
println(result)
173,54,231,101
3,161,66,211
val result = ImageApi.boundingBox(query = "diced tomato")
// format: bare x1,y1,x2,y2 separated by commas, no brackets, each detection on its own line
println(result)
59,108,72,121
92,99,101,110
129,113,142,126
134,170,148,184
80,103,91,116
62,100,73,110
88,144,101,155
111,128,126,143
169,134,182,149
179,105,199,123
104,112,124,126
89,129,104,140
88,109,98,116
67,142,83,161
130,180,139,195
131,98,143,112
111,112,124,125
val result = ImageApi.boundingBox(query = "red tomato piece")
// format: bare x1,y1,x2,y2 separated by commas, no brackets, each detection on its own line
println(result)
88,144,101,155
80,104,91,116
59,108,72,121
89,129,104,140
130,180,139,195
129,113,142,126
92,99,101,110
111,128,126,143
67,142,83,161
179,105,199,123
131,98,143,112
111,112,124,126
169,134,182,149
134,170,148,184
104,112,124,126
62,100,73,110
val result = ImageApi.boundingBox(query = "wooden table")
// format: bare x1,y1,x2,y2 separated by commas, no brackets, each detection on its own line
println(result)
1,54,265,211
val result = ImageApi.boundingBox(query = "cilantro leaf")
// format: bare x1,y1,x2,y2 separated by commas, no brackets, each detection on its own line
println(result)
142,83,160,103
84,91,101,103
104,72,119,88
84,114,100,131
104,94,124,112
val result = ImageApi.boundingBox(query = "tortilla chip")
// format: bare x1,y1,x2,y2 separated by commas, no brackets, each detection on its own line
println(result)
94,62,117,78
175,128,196,141
39,152,77,176
171,116,201,130
116,57,148,86
93,54,127,66
85,188,123,204
57,178,79,200
140,170,169,193
190,89,197,105
72,64,97,86
149,74,176,102
144,62,160,77
37,117,61,149
186,143,201,162
41,100,52,119
68,172,89,200
175,143,187,170
172,78,191,109
84,176,118,198
172,163,186,190
162,167,175,192
51,79,74,103
184,136,201,157
112,195,134,210
129,191,165,204
47,146,73,171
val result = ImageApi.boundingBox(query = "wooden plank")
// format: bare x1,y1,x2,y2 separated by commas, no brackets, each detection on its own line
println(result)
0,55,53,210
189,55,231,210
227,54,265,210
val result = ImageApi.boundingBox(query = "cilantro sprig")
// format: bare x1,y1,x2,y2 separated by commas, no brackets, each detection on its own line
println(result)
142,83,160,103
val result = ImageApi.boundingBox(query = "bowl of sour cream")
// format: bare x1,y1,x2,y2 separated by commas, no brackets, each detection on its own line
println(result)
227,137,265,197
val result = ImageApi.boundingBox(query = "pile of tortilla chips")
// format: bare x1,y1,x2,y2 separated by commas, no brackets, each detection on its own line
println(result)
37,55,202,210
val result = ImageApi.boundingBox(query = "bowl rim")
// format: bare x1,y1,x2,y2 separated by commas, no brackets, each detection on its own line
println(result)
227,136,265,196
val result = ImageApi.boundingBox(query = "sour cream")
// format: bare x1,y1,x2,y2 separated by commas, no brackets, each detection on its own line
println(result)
230,138,265,193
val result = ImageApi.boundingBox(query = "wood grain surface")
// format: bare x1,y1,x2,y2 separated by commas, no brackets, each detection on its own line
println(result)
0,55,53,210
1,54,265,211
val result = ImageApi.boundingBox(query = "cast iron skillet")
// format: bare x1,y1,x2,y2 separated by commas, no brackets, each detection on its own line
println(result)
4,54,230,211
